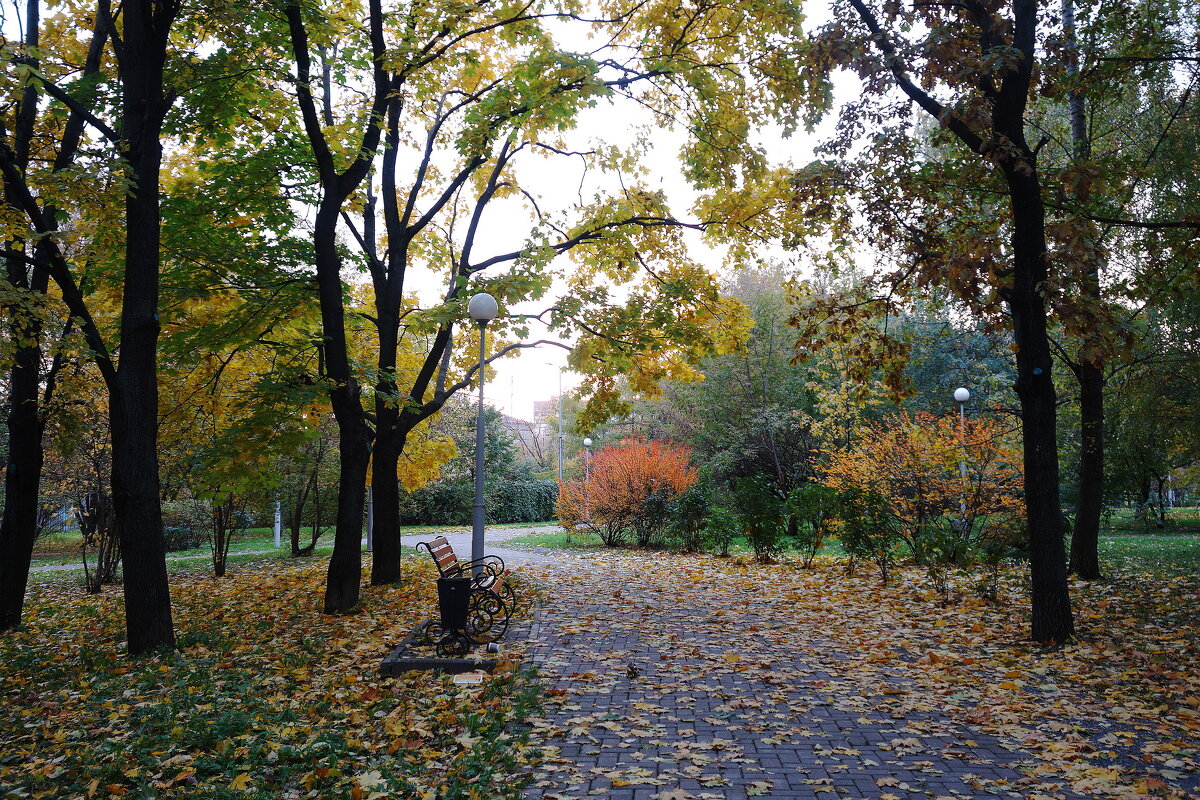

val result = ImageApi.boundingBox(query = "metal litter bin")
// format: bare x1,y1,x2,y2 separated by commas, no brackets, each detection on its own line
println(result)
436,576,472,631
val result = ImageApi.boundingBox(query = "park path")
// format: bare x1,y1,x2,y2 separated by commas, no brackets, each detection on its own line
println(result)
399,525,561,568
29,524,559,574
510,552,1089,800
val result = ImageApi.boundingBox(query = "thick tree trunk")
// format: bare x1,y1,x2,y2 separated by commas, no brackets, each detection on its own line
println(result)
0,0,46,633
113,0,178,655
313,206,372,612
1005,166,1075,644
369,400,403,586
0,281,46,631
285,0,386,613
1070,360,1104,579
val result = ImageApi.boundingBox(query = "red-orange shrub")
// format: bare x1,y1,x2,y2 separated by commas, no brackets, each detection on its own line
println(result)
558,437,698,547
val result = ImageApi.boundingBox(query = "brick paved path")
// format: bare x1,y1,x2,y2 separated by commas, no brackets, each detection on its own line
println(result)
517,553,1086,800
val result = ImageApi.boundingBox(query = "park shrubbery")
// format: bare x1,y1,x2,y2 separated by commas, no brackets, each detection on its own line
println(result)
397,479,558,526
559,419,1028,595
557,437,698,548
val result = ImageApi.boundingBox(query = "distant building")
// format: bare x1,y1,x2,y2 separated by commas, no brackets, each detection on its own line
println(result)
532,397,558,422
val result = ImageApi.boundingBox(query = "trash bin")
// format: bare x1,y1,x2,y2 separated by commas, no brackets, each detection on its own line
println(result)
437,576,472,631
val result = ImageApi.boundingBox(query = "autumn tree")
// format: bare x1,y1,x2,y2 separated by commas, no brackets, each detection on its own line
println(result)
558,436,698,547
822,411,1024,590
0,0,183,650
695,0,1096,641
1051,2,1200,578
1,0,315,647
275,0,766,611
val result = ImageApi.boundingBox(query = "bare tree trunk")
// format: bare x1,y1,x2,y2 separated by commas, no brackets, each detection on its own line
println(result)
112,0,180,654
0,0,47,632
1063,0,1105,581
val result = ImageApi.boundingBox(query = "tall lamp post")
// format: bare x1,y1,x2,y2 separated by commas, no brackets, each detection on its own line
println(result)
557,368,565,483
582,437,592,521
954,387,970,524
469,292,499,569
544,363,565,483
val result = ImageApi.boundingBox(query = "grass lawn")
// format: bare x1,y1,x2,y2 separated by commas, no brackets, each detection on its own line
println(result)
1101,505,1200,533
29,521,558,572
3,558,540,799
503,523,1195,578
1098,532,1200,578
497,528,608,551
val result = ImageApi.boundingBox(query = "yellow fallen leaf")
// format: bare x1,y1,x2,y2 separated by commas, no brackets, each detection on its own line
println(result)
653,791,694,800
229,774,252,791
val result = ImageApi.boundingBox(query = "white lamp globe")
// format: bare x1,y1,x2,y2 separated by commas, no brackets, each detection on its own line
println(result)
953,387,970,403
468,292,498,322
583,438,592,447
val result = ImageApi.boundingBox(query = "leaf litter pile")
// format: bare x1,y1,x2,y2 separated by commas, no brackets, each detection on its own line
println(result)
3,550,1197,800
512,552,1200,800
0,559,539,799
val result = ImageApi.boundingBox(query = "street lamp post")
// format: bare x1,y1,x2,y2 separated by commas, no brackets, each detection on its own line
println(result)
954,387,970,524
582,437,592,522
544,363,565,483
557,368,565,484
469,292,499,570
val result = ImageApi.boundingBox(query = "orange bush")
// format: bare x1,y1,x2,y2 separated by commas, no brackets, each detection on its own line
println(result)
558,436,698,546
822,410,1024,568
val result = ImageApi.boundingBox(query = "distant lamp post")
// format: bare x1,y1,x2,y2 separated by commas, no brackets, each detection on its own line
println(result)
580,437,593,538
953,387,970,525
469,292,499,568
544,363,565,483
557,369,565,483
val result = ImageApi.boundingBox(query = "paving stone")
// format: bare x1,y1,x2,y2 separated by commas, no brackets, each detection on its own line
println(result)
517,556,1096,799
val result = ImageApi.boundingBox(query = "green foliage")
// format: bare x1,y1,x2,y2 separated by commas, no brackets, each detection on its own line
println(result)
161,500,209,552
702,506,742,558
666,483,712,553
397,479,557,526
730,475,786,563
631,482,675,549
834,491,902,586
487,480,559,524
786,482,839,568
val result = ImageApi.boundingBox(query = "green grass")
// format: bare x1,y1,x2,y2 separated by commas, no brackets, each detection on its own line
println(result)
497,527,851,559
1098,532,1200,578
499,528,607,551
1100,505,1200,533
29,521,560,572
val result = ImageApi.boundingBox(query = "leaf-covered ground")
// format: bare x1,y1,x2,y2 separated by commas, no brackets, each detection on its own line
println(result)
5,547,1198,800
510,553,1200,800
0,558,539,799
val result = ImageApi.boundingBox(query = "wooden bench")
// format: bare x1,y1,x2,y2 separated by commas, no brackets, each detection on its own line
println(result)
416,536,514,650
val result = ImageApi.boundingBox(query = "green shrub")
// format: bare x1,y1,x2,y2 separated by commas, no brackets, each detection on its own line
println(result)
731,475,786,563
487,480,558,523
703,506,742,557
161,500,208,552
835,490,901,584
398,479,557,526
632,481,675,548
787,482,840,567
666,484,711,553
